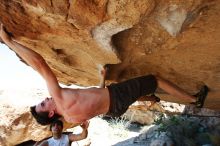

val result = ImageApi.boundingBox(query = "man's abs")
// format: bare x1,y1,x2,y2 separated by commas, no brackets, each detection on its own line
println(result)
63,87,110,123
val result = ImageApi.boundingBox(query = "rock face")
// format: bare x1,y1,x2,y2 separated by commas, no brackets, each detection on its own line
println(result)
0,0,220,144
0,0,220,109
124,101,186,124
119,112,220,146
0,104,50,146
0,104,77,146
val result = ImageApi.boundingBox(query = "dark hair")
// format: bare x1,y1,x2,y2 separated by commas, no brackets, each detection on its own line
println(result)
30,106,61,125
50,119,63,131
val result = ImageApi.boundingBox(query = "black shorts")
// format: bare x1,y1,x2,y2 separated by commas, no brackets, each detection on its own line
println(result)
106,75,157,117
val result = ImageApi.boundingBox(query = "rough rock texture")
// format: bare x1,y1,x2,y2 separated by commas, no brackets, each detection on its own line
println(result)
117,113,220,146
0,0,220,145
124,101,185,124
0,0,220,109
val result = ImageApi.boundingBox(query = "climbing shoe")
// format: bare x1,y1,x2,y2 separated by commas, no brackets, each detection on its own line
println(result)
191,85,209,108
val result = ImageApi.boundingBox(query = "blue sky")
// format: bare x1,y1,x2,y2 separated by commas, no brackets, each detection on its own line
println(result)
0,43,46,89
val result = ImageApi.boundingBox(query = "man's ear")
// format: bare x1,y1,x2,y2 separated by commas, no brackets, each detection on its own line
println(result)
48,110,55,118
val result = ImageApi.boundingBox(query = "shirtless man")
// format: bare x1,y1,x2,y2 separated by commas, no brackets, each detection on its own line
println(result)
0,24,208,125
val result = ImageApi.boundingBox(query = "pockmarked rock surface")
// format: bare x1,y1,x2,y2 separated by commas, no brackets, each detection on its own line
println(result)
0,0,220,145
0,0,220,109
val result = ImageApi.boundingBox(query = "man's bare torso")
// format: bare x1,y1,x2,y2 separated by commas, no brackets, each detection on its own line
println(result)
56,87,110,123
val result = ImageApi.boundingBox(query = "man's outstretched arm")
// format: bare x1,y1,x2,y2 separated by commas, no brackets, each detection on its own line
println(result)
0,24,61,98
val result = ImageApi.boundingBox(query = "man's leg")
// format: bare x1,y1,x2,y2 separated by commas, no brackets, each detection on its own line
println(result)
155,76,209,108
155,76,196,102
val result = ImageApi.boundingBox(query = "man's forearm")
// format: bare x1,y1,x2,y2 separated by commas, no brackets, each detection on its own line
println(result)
1,25,61,98
4,39,49,77
1,25,45,73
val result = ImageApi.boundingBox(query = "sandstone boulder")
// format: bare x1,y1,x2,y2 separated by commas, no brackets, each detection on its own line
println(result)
0,0,220,145
1,0,219,109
